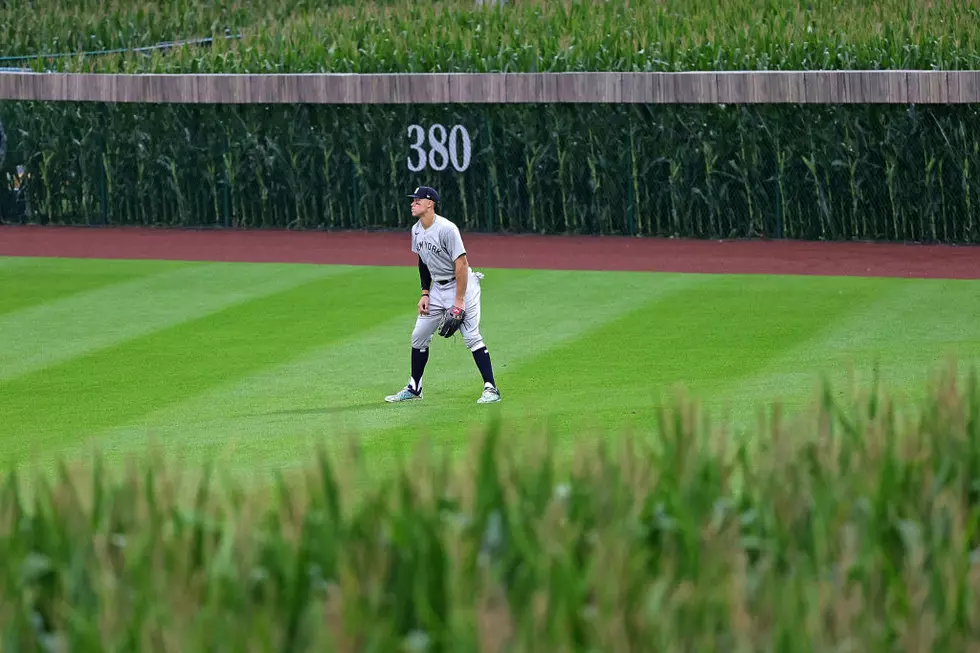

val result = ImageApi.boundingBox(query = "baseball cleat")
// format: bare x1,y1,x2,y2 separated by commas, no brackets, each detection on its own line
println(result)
385,387,422,403
477,386,501,404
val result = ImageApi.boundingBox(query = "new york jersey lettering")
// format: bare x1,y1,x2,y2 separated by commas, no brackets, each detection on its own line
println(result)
411,215,467,281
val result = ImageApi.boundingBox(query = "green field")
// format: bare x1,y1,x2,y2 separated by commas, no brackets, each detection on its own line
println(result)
3,255,979,480
6,253,980,649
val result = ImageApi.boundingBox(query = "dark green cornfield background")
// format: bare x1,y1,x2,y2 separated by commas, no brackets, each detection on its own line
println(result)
2,0,979,242
2,102,980,242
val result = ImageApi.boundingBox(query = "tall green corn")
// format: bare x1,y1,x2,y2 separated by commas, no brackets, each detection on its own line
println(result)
0,0,977,74
3,101,980,243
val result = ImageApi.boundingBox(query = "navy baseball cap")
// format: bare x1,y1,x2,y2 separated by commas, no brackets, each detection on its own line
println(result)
408,186,439,202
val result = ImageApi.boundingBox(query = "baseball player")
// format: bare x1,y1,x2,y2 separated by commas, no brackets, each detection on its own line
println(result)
385,186,501,404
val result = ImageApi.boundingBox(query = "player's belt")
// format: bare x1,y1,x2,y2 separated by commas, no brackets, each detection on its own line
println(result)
435,277,456,285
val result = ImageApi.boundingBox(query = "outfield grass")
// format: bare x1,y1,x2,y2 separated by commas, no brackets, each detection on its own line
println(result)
2,256,979,479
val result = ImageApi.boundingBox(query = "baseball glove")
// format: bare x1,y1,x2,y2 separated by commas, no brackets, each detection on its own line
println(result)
439,306,465,338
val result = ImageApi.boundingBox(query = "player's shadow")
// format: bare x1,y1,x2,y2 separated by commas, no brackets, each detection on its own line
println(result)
250,401,381,418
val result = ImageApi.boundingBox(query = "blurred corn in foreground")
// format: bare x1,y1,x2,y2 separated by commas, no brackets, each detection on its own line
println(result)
2,362,979,650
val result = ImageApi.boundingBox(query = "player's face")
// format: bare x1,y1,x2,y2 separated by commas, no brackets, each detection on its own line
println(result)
411,198,432,217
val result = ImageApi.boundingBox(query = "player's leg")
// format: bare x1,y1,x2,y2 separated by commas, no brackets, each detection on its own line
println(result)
385,304,444,403
409,309,444,392
461,272,500,403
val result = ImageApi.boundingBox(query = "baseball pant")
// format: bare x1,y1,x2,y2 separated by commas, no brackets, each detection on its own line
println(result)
412,269,485,352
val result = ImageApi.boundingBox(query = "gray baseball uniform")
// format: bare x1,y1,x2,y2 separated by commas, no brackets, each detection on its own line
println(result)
410,214,486,352
384,184,499,404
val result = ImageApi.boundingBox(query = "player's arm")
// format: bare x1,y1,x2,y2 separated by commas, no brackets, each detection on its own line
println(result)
418,255,432,315
453,254,468,308
419,255,432,293
445,225,469,309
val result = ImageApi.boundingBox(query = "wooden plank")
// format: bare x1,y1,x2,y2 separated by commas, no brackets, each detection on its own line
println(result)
358,74,390,104
503,73,534,103
159,75,186,103
62,74,84,102
241,75,269,104
906,70,950,104
412,74,451,103
448,73,503,103
289,74,318,104
204,74,231,103
950,71,980,103
43,73,69,102
339,74,363,103
883,71,909,103
580,72,621,102
765,71,807,103
946,71,964,104
715,71,750,103
538,72,559,103
803,71,844,104
620,72,648,103
856,71,882,104
554,73,578,102
621,72,667,103
508,73,553,103
394,74,418,103
671,72,718,103
905,70,924,104
921,71,949,103
839,71,863,103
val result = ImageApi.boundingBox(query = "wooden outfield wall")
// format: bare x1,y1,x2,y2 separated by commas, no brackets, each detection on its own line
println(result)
1,70,978,104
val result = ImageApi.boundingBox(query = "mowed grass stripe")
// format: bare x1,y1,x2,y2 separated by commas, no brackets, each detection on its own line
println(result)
71,268,544,468
708,277,980,428
0,266,409,464
0,261,348,381
67,269,700,470
449,273,892,438
343,271,712,450
0,257,179,317
0,256,59,271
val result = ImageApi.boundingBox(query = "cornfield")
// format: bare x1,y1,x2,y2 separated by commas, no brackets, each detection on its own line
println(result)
2,0,979,241
3,101,980,243
0,0,977,73
3,365,980,650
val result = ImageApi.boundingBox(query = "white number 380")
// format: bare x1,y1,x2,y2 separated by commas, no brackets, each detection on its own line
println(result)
407,124,472,172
